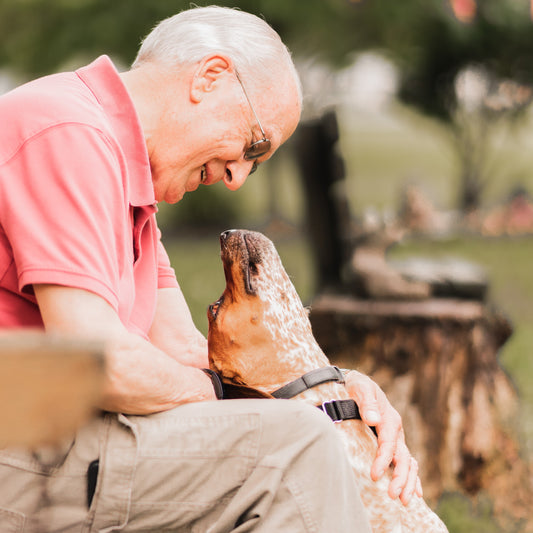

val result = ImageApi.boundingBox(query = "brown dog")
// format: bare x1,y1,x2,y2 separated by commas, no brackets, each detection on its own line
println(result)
207,229,448,532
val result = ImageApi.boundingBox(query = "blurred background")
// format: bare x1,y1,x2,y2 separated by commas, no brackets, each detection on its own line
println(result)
2,0,533,530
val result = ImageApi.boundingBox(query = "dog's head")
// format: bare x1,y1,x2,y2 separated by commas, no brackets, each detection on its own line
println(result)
207,230,318,393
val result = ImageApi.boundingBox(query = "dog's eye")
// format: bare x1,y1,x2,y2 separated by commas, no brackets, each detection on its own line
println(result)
248,262,259,275
209,299,223,319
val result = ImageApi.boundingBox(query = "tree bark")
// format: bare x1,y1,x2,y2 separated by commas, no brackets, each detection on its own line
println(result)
310,294,533,528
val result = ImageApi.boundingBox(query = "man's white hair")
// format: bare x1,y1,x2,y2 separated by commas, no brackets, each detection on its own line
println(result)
132,5,302,104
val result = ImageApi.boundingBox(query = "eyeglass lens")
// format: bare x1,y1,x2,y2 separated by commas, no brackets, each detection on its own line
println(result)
244,138,271,161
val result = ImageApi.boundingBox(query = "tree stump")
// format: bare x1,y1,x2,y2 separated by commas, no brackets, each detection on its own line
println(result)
310,294,533,528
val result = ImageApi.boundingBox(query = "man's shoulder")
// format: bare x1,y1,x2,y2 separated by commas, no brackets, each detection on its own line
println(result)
0,71,109,163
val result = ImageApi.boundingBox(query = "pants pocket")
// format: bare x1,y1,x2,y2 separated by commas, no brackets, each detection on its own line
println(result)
0,444,79,530
0,508,25,532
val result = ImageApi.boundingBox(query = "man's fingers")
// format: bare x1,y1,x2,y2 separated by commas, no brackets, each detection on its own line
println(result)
386,442,411,498
370,428,398,480
361,404,382,426
345,369,425,503
416,477,424,498
370,411,403,480
346,372,380,418
399,458,420,505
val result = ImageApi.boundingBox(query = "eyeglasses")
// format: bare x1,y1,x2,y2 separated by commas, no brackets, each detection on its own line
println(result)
235,71,271,174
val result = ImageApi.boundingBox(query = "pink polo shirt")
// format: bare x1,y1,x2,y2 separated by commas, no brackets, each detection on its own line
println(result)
0,56,178,337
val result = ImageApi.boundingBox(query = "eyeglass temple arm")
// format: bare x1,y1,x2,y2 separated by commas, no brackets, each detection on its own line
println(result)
235,70,267,139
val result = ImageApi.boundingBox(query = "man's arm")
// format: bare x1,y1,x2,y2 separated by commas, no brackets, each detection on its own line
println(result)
34,284,217,415
148,287,208,368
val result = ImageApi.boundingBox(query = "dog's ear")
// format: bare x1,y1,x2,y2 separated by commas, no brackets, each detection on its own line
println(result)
222,381,273,399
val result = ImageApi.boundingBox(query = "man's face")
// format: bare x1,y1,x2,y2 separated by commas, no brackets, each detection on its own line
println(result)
149,61,301,204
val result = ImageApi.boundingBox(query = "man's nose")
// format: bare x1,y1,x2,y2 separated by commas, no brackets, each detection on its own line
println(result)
223,160,255,191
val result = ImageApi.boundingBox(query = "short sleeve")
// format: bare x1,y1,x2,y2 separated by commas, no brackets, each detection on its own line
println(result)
0,123,128,310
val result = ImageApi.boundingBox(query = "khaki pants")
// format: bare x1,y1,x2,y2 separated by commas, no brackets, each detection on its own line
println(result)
0,399,371,532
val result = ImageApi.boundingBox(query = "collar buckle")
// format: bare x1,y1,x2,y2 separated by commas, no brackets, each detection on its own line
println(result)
321,400,343,423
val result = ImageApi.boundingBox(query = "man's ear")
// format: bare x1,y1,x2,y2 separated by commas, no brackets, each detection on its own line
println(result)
190,55,233,103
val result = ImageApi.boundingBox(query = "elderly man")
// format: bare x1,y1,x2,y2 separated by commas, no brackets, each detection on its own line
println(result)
0,6,420,532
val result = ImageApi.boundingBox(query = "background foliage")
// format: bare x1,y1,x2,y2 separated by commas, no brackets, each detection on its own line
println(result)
2,0,533,122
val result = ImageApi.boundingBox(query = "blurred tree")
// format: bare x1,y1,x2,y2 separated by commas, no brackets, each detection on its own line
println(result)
1,0,532,211
4,0,532,103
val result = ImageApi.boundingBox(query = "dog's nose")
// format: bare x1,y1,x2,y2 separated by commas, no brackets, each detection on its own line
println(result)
220,229,237,242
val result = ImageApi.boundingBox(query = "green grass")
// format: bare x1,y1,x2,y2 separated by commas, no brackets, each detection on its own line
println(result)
338,103,533,213
436,493,505,533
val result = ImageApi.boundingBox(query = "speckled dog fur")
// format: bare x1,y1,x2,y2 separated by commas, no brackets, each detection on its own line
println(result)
208,229,448,533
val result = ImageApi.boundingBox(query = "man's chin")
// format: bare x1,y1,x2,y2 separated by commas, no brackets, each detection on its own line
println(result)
163,188,186,204
159,175,200,204
186,181,201,193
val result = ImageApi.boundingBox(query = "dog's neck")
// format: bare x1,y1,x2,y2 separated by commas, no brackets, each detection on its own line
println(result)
244,343,348,404
289,378,351,406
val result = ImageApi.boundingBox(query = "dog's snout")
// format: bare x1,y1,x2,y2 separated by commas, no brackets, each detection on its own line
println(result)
220,229,237,242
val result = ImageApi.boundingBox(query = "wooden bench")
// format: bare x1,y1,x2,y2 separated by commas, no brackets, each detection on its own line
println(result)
0,332,105,447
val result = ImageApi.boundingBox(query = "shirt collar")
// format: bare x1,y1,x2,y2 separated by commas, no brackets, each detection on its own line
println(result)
75,55,155,207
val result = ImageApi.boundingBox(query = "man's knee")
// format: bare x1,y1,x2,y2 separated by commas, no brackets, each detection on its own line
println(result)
253,400,346,462
263,400,336,436
145,399,346,470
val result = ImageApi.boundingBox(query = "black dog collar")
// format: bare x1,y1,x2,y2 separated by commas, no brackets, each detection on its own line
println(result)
272,366,345,399
318,399,362,422
202,368,224,400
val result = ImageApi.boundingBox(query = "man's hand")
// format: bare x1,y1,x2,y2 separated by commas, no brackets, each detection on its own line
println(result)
345,369,423,505
34,284,218,414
